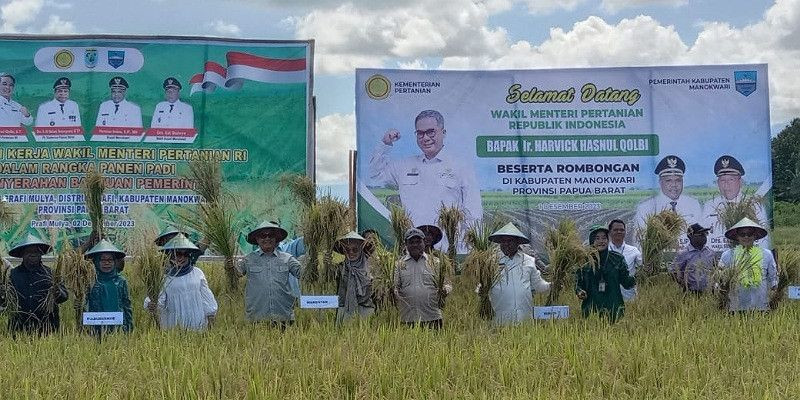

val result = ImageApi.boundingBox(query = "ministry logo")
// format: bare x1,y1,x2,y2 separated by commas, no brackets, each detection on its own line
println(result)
365,74,391,100
734,70,756,97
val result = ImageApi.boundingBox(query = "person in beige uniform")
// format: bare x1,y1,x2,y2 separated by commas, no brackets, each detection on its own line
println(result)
393,228,452,329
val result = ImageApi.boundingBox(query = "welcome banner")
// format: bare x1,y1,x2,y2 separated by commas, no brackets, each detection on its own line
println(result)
356,65,771,252
0,36,313,249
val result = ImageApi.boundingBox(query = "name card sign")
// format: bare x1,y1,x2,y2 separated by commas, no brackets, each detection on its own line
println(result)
787,286,800,300
533,306,570,320
300,295,339,309
82,312,124,326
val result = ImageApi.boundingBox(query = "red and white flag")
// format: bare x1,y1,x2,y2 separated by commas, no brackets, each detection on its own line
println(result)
189,52,307,95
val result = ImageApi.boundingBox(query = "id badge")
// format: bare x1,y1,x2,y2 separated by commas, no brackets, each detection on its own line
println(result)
598,281,606,292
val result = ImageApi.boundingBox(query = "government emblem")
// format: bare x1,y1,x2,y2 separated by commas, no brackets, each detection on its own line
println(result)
108,50,125,69
84,49,98,69
734,70,756,97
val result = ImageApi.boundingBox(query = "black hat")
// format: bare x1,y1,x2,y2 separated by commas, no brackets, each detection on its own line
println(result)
687,223,710,235
163,77,182,90
53,77,71,89
713,155,745,177
109,76,129,88
654,155,685,177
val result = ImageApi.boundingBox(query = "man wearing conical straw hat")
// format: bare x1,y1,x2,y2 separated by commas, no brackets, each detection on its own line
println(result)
333,231,375,324
237,221,301,330
487,223,550,325
85,239,133,333
394,228,452,329
1,233,68,336
416,224,443,254
575,226,635,323
718,218,777,312
145,234,218,331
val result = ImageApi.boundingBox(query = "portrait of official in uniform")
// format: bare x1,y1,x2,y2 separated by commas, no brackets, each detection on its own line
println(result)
702,155,769,251
633,155,702,247
150,77,194,129
95,76,142,128
0,73,33,128
368,109,483,240
35,77,81,128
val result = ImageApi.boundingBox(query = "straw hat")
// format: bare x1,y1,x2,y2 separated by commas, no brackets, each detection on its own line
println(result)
489,223,530,245
333,231,371,254
724,217,768,241
416,225,443,246
160,233,202,257
154,227,189,246
246,220,288,245
8,233,51,258
84,239,126,260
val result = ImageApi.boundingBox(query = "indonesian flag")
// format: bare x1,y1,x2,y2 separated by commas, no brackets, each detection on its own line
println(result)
190,52,307,95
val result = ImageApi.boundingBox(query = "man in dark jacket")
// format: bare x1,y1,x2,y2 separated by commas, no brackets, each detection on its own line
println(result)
1,234,68,336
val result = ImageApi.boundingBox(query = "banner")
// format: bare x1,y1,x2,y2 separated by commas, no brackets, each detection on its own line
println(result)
0,36,313,250
356,65,771,253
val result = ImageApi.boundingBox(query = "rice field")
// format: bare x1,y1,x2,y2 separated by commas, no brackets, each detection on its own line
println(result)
1,256,799,399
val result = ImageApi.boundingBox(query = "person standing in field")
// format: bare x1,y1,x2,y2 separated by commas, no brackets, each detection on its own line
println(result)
394,228,451,329
607,219,642,302
576,226,635,323
417,224,443,255
0,234,68,336
334,231,375,324
85,239,133,333
718,218,777,312
669,223,717,294
487,223,551,325
237,221,302,330
146,234,217,331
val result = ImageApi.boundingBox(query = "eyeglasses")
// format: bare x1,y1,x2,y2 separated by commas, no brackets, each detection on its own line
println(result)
738,230,755,237
415,128,439,139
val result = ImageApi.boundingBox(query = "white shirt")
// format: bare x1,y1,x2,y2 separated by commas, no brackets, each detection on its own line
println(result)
369,142,483,227
143,267,218,331
633,192,702,250
35,99,81,127
489,251,550,325
95,99,142,128
150,100,194,129
702,193,770,252
609,241,642,301
718,247,777,312
0,96,32,127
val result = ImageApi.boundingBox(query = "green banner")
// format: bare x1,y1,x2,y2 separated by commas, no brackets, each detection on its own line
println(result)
0,36,313,250
476,134,659,157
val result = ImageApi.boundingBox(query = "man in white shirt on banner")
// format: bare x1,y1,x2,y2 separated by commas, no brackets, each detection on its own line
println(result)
633,155,702,249
702,155,769,251
369,109,483,233
95,76,142,128
150,77,194,129
0,73,33,127
608,219,642,301
35,77,81,128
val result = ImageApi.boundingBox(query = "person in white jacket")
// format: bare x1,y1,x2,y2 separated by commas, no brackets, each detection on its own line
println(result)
487,222,550,325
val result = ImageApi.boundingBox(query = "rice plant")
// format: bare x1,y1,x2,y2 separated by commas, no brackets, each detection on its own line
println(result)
428,250,452,309
81,170,106,240
0,258,17,315
186,158,223,205
770,248,800,309
317,195,349,285
300,204,324,285
543,219,595,305
370,239,399,312
462,220,500,320
437,204,464,272
54,235,96,329
130,233,167,328
637,210,685,285
279,173,316,209
389,205,412,253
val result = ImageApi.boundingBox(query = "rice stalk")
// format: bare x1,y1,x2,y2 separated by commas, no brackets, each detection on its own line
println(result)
0,257,18,315
317,195,349,284
55,236,96,330
462,220,500,320
300,204,324,285
130,234,167,328
370,239,399,312
717,190,764,247
182,203,241,292
437,204,464,272
543,219,595,305
279,173,316,209
390,205,412,254
637,210,685,285
770,249,800,309
429,250,452,309
186,158,223,205
81,170,106,240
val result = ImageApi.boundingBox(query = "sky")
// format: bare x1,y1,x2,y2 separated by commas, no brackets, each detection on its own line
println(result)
1,0,798,193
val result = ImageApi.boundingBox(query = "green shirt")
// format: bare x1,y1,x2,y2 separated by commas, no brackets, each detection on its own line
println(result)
575,249,635,322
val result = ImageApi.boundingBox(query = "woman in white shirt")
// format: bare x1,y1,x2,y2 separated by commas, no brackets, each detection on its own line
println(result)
145,233,217,330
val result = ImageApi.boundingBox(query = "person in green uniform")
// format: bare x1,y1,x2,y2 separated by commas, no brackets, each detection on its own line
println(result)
575,225,635,323
85,239,133,333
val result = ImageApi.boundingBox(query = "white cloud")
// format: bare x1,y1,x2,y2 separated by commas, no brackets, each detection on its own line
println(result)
316,113,356,183
39,15,75,34
290,1,508,74
521,0,585,15
397,59,430,69
207,19,242,36
0,0,44,32
600,0,687,14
